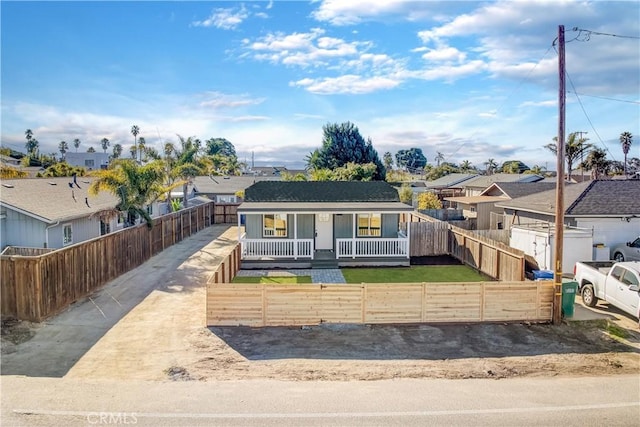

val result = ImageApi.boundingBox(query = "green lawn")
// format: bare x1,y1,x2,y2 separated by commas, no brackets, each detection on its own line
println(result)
341,265,487,283
232,276,313,284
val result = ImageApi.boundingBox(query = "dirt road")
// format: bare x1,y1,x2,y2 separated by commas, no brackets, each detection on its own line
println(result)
2,224,639,382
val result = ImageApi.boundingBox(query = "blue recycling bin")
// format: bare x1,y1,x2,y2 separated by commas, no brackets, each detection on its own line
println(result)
532,270,554,280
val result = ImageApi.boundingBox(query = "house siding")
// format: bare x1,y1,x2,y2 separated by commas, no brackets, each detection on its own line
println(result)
47,216,103,248
2,209,48,249
297,214,314,239
575,218,640,249
382,213,399,237
334,214,353,238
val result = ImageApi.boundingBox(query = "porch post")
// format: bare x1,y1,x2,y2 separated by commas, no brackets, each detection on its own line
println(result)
406,213,411,258
352,213,357,259
294,213,298,260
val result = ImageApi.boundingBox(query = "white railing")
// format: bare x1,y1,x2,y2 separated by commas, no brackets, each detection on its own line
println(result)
336,238,409,258
241,238,314,259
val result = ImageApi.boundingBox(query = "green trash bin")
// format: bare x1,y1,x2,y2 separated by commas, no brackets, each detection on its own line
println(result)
561,281,578,318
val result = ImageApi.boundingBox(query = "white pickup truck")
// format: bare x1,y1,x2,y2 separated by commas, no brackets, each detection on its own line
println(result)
573,261,640,321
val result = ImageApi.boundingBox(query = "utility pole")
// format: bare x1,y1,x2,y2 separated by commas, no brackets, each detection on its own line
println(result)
553,25,566,325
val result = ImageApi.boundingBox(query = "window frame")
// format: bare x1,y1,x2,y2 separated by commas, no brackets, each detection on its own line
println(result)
357,213,382,237
263,213,288,237
62,223,73,246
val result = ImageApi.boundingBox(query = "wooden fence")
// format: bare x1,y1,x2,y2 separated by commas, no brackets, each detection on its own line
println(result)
408,212,524,281
215,203,240,224
1,202,219,322
207,281,554,327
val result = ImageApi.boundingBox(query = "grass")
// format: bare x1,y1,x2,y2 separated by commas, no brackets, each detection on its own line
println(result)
341,265,488,283
232,276,313,284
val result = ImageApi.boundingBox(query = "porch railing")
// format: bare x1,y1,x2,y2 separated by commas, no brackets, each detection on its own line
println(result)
336,238,409,258
241,238,314,259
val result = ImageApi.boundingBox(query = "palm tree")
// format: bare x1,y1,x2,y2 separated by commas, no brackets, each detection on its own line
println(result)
582,148,610,180
101,138,110,153
73,138,81,152
435,151,445,167
483,158,497,175
24,129,38,155
164,135,204,208
25,129,33,142
527,164,546,175
131,125,140,163
620,131,633,177
87,147,96,153
129,145,137,160
138,137,146,162
112,143,123,159
459,160,472,172
89,159,170,227
58,140,69,160
544,132,592,181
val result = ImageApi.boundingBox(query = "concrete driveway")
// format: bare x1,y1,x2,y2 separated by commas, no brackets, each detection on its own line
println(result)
1,224,236,378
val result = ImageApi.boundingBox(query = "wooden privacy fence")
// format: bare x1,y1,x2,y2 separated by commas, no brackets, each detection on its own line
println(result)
207,281,554,327
215,203,240,224
449,225,525,281
1,202,218,322
408,212,524,281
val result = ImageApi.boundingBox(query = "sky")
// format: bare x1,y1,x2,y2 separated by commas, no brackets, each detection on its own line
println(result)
2,0,639,171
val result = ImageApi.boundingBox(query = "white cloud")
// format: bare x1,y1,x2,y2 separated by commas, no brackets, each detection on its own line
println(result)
197,92,265,109
421,45,466,62
312,0,438,25
192,5,249,30
291,75,401,95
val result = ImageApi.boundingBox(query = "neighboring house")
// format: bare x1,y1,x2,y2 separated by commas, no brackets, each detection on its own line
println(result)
0,177,165,250
65,152,110,170
1,177,119,250
1,154,20,166
237,181,413,268
444,182,557,230
462,173,544,197
192,175,281,203
423,173,478,201
496,180,640,272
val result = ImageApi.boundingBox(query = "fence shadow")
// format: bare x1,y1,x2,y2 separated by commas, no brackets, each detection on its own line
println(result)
1,225,232,378
209,321,639,361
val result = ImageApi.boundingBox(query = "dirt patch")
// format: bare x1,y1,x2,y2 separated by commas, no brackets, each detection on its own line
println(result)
179,320,640,381
1,318,41,354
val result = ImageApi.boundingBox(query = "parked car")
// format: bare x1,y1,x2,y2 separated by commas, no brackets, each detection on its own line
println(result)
573,260,640,321
611,237,640,262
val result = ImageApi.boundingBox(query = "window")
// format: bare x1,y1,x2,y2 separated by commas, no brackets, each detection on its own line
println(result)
263,214,287,237
611,266,624,281
357,213,381,237
146,204,153,216
63,224,73,246
620,270,639,287
84,159,95,167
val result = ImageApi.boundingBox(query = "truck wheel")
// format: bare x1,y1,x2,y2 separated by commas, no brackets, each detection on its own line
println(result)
582,285,598,307
614,252,625,262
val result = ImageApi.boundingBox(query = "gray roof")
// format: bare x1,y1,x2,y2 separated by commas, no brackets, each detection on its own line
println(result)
244,181,401,203
496,180,640,216
423,173,478,189
0,177,118,223
238,202,412,213
463,173,543,189
192,175,280,195
480,182,558,199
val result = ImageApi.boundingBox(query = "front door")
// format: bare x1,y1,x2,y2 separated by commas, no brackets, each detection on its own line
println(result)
315,213,333,250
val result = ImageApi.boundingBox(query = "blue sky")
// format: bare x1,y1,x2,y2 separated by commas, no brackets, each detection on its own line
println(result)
2,1,639,171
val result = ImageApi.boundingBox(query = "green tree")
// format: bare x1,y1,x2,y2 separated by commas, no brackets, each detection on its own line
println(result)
383,151,394,171
73,138,81,152
434,151,445,167
620,131,633,177
204,137,236,157
138,137,146,161
58,140,69,159
281,172,308,181
112,143,123,159
417,192,442,210
395,148,427,172
459,160,473,172
582,148,611,180
24,129,39,156
87,146,96,153
131,125,140,163
500,160,530,174
398,184,413,205
40,162,86,177
89,159,169,227
544,132,592,181
332,162,377,181
129,145,137,159
0,165,28,179
164,135,205,208
101,138,110,153
308,122,386,180
483,158,497,175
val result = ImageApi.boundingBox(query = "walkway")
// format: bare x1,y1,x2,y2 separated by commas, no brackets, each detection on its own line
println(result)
235,269,346,284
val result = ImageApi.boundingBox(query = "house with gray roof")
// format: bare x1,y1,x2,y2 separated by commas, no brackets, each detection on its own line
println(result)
237,181,414,268
0,177,164,250
462,173,544,197
496,180,640,272
192,175,281,203
1,177,120,250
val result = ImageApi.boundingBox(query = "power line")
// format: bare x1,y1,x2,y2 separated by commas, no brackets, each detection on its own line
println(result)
566,91,640,105
570,27,640,40
565,70,618,162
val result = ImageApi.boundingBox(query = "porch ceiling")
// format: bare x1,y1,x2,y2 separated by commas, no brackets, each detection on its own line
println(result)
238,202,414,213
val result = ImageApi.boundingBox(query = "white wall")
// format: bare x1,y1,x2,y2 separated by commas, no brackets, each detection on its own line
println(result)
510,226,593,274
575,217,640,249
